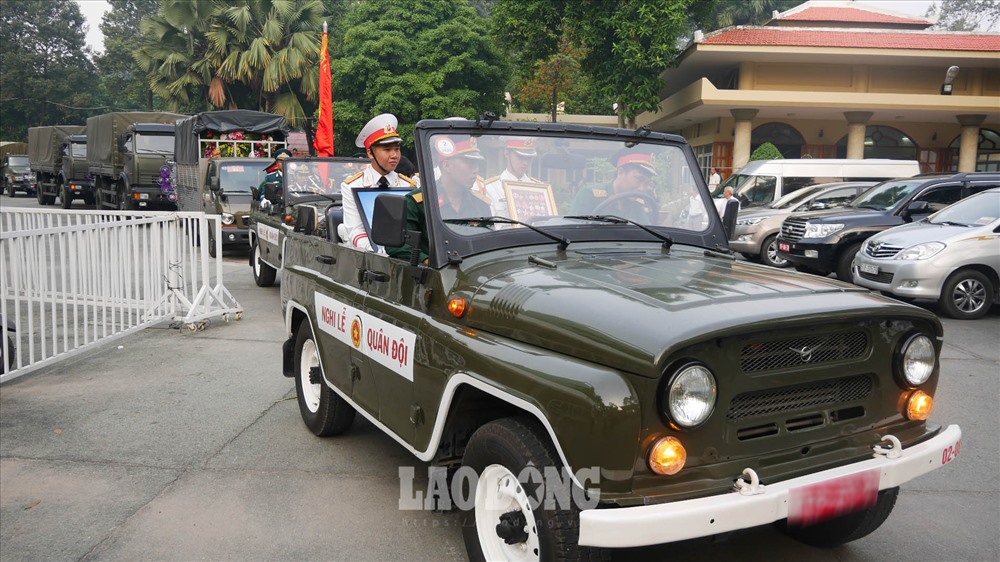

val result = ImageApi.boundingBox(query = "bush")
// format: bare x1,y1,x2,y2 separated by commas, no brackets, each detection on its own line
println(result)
750,142,783,161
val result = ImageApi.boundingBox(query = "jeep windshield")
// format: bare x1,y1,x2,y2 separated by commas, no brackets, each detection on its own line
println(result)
134,134,175,155
286,159,365,201
220,161,268,194
849,179,924,211
417,125,719,264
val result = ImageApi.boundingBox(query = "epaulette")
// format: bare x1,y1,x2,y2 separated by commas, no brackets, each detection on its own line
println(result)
344,171,364,184
412,191,423,204
398,173,416,187
592,189,608,198
483,175,501,185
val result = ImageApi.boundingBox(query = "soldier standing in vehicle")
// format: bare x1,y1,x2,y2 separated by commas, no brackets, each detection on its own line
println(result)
571,151,658,223
258,147,292,204
339,113,418,251
387,135,490,263
478,136,539,218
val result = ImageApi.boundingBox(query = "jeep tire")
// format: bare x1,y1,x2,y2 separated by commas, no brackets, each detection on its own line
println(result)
461,416,608,562
293,318,354,436
778,486,898,548
251,239,277,287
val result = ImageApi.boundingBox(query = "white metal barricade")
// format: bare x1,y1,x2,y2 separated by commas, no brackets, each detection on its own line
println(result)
0,208,241,383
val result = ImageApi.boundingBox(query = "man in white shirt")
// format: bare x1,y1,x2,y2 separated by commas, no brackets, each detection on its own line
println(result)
339,113,417,251
478,137,538,217
708,167,722,192
714,185,740,217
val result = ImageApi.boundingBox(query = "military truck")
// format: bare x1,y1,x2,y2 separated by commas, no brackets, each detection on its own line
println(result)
248,156,367,286
173,110,289,256
1,142,33,197
28,125,93,208
278,119,961,560
87,111,186,210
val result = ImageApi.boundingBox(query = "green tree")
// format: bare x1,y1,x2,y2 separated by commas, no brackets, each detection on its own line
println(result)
0,0,99,139
492,0,715,126
711,0,800,28
510,35,612,121
97,0,161,111
926,0,1000,31
333,0,508,155
135,0,327,125
750,142,783,161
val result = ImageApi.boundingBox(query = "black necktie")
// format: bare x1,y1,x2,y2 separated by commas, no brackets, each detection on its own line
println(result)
377,176,389,188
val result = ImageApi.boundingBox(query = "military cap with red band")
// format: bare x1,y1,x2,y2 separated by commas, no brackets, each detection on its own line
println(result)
505,137,537,157
434,135,485,160
617,152,657,175
356,113,403,149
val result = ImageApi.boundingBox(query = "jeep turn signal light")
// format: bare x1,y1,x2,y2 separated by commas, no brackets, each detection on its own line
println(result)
649,436,686,475
448,298,468,318
905,390,933,420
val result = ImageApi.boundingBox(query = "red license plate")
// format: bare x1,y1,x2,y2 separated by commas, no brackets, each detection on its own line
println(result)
787,469,879,527
778,242,790,252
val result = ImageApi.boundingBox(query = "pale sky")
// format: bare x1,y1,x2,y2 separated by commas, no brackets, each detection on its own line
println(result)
74,0,953,55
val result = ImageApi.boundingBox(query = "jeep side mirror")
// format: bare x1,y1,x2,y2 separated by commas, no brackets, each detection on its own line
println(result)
264,180,282,206
371,194,408,248
210,176,220,192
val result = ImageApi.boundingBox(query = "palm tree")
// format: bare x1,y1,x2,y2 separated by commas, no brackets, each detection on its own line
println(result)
135,0,326,126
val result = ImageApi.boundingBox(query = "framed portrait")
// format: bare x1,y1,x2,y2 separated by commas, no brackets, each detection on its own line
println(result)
502,181,558,222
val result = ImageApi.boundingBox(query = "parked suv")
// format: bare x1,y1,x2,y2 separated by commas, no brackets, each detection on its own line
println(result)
777,173,1000,281
2,154,36,197
277,119,960,559
732,182,874,267
853,188,1000,320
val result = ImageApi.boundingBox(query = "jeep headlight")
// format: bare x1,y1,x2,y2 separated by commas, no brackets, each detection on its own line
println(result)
895,242,945,260
896,333,935,387
804,222,845,238
736,217,764,226
664,363,717,428
221,213,236,225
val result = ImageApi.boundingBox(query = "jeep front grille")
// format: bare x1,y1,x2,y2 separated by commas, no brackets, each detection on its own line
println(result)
780,218,806,243
727,374,872,421
864,242,903,258
740,331,868,373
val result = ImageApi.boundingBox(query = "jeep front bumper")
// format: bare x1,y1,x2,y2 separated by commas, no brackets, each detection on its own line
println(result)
578,424,961,548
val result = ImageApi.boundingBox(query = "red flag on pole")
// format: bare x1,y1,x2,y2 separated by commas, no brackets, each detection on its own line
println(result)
314,20,335,156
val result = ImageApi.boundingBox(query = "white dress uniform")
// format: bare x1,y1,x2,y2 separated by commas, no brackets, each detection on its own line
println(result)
339,166,417,250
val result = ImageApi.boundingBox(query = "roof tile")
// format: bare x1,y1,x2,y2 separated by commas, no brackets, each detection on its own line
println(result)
703,28,1000,52
781,6,932,25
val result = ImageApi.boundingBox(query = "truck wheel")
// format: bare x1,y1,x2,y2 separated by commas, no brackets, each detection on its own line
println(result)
294,318,354,436
83,193,95,206
778,487,898,548
251,239,277,287
461,417,607,562
836,242,863,283
60,183,72,209
36,186,46,205
760,234,790,268
939,269,994,320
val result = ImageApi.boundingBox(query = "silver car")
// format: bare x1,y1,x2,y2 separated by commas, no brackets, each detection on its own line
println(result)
853,188,1000,320
731,182,874,267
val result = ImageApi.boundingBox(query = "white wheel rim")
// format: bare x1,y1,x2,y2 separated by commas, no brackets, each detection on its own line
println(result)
474,464,540,562
254,244,263,276
299,338,321,413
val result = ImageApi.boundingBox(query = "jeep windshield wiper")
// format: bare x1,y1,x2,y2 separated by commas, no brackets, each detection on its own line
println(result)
564,215,674,249
443,216,570,250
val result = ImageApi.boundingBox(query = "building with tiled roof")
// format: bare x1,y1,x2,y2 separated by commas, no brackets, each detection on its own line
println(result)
637,0,999,178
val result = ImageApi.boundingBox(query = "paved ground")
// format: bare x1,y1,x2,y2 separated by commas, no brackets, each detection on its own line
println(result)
1,250,998,562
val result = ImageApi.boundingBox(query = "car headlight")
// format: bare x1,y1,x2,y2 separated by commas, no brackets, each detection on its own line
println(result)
664,363,717,428
736,217,764,226
895,333,935,387
804,222,845,238
221,213,236,225
895,242,945,260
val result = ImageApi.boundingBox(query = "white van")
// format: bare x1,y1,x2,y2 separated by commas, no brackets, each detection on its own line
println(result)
714,159,920,208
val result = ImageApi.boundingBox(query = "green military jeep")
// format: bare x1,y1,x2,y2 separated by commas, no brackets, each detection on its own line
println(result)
278,120,961,560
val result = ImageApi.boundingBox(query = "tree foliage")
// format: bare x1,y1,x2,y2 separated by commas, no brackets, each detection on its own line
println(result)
492,0,716,125
750,142,783,161
926,0,1000,31
0,0,99,140
332,0,508,155
135,0,327,125
711,0,800,28
97,0,161,111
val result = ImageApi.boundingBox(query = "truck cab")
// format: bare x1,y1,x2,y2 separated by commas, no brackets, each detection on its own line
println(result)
59,134,93,208
118,123,177,210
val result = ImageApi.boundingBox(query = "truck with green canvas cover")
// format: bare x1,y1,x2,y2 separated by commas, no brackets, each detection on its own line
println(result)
28,125,91,208
172,110,289,256
87,111,185,210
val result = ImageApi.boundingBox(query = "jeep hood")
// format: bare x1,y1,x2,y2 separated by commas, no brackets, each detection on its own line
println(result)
462,245,930,378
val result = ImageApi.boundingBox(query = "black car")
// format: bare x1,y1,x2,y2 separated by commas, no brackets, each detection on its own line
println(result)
776,172,1000,281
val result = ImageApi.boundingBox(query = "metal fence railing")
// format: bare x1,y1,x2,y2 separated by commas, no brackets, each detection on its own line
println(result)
1,208,241,383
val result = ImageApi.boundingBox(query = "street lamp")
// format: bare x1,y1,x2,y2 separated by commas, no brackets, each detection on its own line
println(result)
941,66,960,95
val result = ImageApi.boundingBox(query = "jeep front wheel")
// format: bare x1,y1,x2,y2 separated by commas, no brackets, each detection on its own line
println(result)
778,486,898,548
293,318,354,436
251,239,277,287
461,417,607,562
